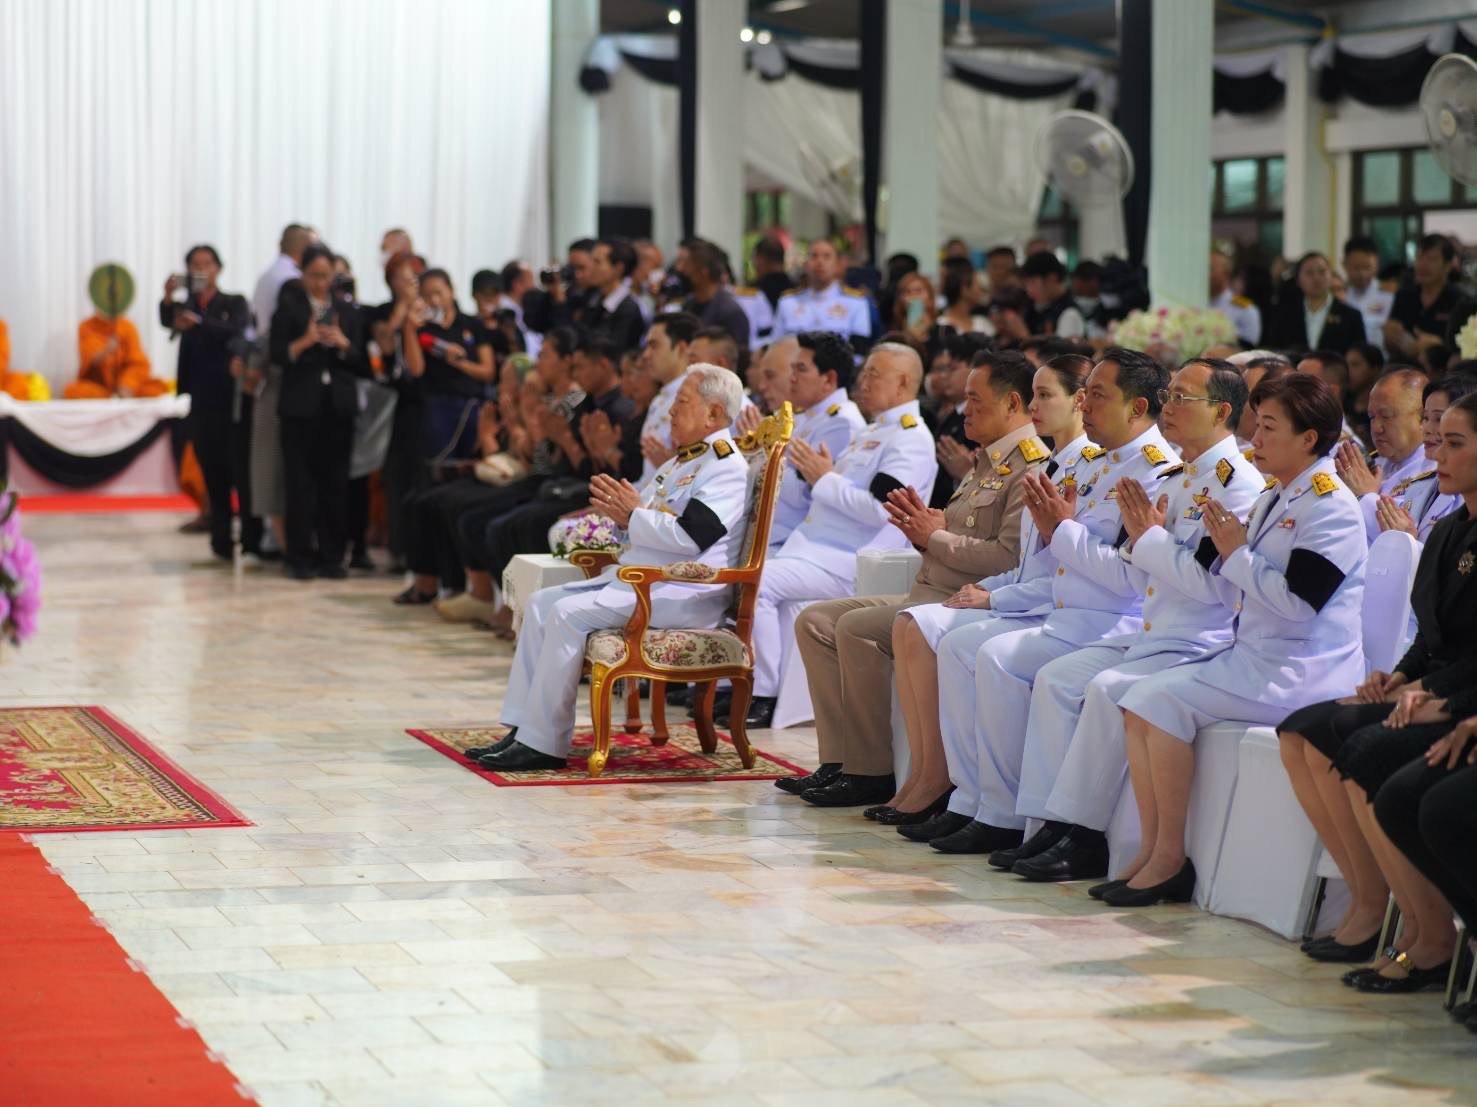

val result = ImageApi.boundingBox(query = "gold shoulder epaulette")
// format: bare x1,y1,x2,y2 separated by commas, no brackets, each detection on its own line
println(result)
900,414,919,429
1018,437,1048,463
842,285,866,297
1311,472,1337,496
1142,444,1169,465
826,403,841,416
779,287,802,299
713,439,734,459
1215,458,1234,487
1243,446,1256,461
1080,445,1105,461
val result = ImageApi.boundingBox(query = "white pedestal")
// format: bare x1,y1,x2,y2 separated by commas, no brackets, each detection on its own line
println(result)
502,554,586,631
855,548,923,598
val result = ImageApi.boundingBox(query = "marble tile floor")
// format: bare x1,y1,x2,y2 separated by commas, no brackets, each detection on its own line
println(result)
10,513,1477,1107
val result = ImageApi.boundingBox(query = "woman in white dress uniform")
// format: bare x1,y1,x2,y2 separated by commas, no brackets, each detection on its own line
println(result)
887,355,1092,819
1102,373,1368,907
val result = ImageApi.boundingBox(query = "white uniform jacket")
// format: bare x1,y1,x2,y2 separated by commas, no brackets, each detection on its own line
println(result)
1116,435,1266,659
1199,456,1368,705
593,428,750,619
979,433,1095,619
1358,444,1428,543
772,281,872,342
1040,424,1181,644
775,399,937,580
769,388,866,547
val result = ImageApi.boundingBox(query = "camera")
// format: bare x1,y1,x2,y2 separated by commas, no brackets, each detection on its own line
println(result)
169,273,190,302
331,272,357,303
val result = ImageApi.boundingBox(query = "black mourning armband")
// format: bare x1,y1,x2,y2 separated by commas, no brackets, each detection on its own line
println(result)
1194,534,1219,571
1284,547,1344,613
677,498,727,551
869,472,904,503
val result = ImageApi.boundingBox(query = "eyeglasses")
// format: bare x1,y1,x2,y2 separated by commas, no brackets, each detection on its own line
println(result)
1157,389,1220,408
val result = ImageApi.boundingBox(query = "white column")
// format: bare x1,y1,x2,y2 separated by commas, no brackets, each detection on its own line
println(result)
549,0,599,257
1147,0,1213,308
881,0,942,266
694,0,745,266
1281,43,1333,259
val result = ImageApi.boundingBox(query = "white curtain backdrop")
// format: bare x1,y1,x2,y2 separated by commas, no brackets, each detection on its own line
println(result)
599,50,1078,256
0,0,551,389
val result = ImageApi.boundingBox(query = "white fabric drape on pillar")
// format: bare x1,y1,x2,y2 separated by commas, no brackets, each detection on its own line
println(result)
596,67,683,259
0,0,551,389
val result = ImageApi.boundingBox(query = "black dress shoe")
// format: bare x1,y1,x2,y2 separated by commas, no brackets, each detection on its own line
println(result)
929,820,1025,855
349,552,376,571
801,773,896,807
875,789,953,827
1101,859,1196,907
744,696,777,729
862,805,895,821
477,740,566,771
1012,828,1110,883
393,585,437,605
666,683,693,708
1088,879,1126,901
898,810,972,843
463,729,519,760
989,822,1066,871
285,563,316,581
318,563,349,580
1451,999,1477,1023
775,762,841,795
1355,956,1451,994
1341,966,1383,988
1304,933,1381,963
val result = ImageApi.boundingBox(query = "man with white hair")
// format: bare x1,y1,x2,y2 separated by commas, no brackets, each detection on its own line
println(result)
477,365,752,771
736,342,938,729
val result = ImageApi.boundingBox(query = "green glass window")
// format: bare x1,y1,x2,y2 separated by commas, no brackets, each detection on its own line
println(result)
1222,159,1259,212
1412,149,1455,205
1360,151,1402,207
1265,157,1285,209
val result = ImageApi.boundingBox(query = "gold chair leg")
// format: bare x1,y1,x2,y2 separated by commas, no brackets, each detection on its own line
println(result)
588,672,614,778
650,680,670,745
727,675,755,768
622,677,643,733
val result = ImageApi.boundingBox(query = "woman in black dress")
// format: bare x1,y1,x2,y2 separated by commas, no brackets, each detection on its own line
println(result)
1278,390,1477,991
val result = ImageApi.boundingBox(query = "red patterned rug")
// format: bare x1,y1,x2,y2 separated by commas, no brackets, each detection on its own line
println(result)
0,707,249,833
408,722,806,786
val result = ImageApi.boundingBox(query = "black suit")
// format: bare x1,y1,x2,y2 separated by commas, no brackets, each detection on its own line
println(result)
160,291,258,556
270,282,368,572
1265,296,1366,354
581,290,647,353
926,405,977,510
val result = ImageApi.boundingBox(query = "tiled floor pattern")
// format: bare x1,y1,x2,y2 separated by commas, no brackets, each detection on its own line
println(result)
10,513,1476,1106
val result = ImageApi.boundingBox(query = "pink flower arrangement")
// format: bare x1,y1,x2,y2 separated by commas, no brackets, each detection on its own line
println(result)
0,491,41,645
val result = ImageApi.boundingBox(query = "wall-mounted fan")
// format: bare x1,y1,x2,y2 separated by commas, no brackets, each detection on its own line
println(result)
1034,109,1135,207
1420,53,1477,187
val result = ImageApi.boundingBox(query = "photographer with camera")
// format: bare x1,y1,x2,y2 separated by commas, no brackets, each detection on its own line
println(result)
400,268,498,465
271,244,368,580
160,245,258,560
523,239,595,335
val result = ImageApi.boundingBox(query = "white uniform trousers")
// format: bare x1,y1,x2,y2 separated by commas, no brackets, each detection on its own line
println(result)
967,627,1090,829
936,613,1046,820
751,556,851,697
1016,645,1192,831
499,579,632,757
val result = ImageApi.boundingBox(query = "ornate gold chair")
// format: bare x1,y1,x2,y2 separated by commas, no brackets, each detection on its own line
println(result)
577,404,794,777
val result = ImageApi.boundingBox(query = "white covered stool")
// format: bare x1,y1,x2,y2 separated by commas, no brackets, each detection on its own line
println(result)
502,554,587,632
1362,530,1420,673
855,548,923,598
770,599,815,729
1208,726,1324,939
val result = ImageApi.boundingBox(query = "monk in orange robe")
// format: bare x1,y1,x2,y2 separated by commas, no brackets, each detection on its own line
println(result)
65,314,171,399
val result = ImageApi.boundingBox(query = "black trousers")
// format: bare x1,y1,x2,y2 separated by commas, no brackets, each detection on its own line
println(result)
1374,756,1477,929
403,477,513,591
192,394,262,556
347,476,370,559
281,410,354,571
381,398,424,562
454,476,544,571
481,494,586,582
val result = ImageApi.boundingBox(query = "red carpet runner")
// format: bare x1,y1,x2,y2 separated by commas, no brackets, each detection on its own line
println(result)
0,835,252,1104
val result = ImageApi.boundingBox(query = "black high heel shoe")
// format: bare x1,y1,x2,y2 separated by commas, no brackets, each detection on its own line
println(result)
1101,859,1196,907
1087,879,1126,901
876,789,954,826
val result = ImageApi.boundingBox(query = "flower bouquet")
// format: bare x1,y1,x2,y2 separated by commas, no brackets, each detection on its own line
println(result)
1111,306,1238,363
551,510,624,559
1456,312,1477,361
0,486,41,645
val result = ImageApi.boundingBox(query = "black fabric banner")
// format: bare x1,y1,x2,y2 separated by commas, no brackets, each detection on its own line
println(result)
859,0,885,266
1317,28,1477,108
1214,69,1285,115
947,64,1078,100
677,2,697,241
0,416,177,488
623,51,678,87
1118,0,1152,268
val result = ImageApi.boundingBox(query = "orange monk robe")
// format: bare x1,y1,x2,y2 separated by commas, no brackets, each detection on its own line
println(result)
66,315,171,399
0,319,30,401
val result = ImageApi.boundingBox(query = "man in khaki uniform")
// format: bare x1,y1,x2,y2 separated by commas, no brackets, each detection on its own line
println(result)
790,350,1048,807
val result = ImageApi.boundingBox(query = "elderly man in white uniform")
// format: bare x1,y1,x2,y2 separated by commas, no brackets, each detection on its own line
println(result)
771,239,872,347
1331,368,1430,543
737,342,937,729
999,358,1266,882
479,365,751,771
915,349,1182,856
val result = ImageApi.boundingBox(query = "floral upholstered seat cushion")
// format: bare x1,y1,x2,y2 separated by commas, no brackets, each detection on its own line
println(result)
585,627,751,670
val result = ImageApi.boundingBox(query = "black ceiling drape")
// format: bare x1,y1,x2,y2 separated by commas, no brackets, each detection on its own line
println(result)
1213,69,1284,115
1317,26,1477,107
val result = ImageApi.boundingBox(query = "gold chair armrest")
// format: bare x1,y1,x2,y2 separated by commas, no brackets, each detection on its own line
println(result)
569,549,620,579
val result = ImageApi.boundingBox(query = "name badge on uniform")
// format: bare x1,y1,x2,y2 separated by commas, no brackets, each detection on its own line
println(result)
1460,551,1475,575
1277,517,1296,530
862,440,881,450
676,474,696,487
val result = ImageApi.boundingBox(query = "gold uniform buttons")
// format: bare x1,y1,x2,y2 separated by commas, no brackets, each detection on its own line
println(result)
1146,586,1155,596
1055,601,1064,608
1056,567,1065,576
1143,621,1152,631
